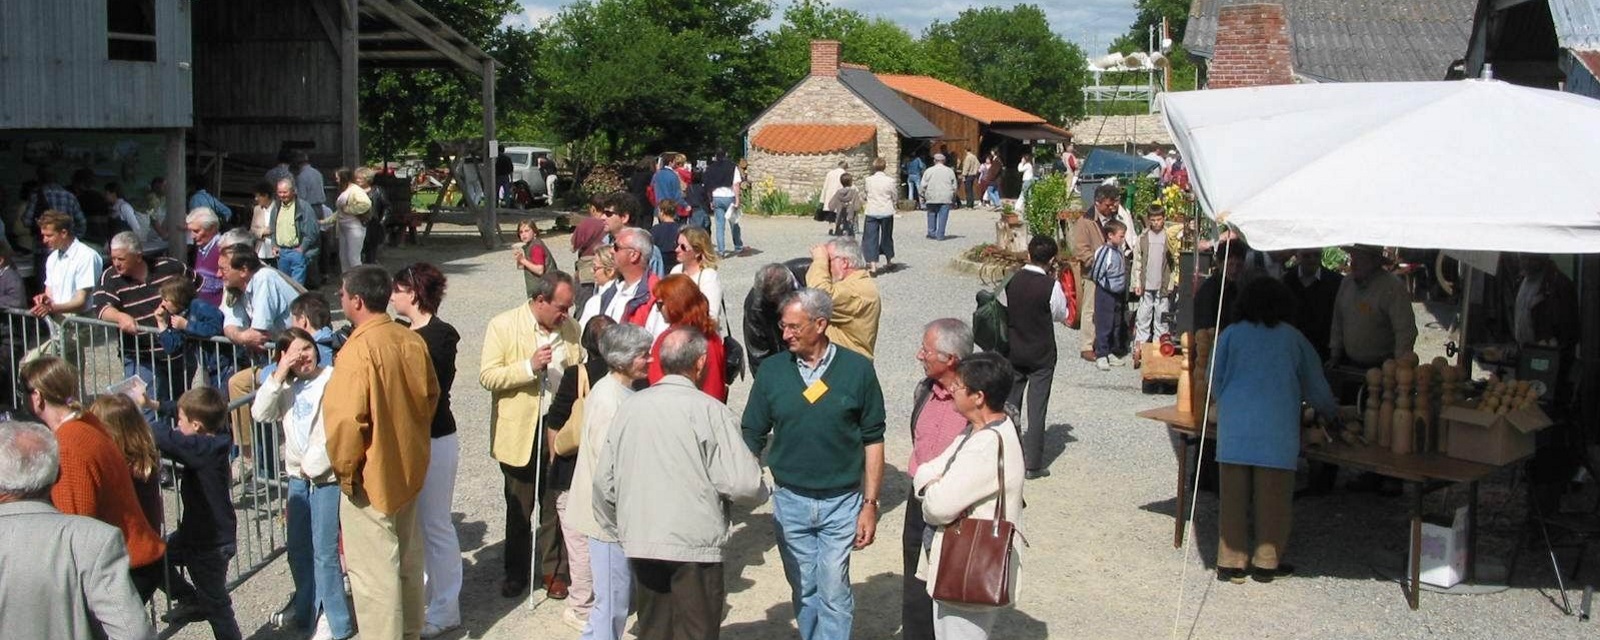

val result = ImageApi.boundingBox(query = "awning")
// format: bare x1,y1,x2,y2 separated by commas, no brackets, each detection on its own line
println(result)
987,123,1072,143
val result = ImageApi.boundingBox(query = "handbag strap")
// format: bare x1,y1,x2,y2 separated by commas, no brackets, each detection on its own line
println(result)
576,361,590,400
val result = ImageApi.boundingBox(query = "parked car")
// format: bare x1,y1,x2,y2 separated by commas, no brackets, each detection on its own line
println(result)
504,145,554,206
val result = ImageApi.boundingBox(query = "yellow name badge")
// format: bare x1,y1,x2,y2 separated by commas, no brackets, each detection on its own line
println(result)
803,380,829,404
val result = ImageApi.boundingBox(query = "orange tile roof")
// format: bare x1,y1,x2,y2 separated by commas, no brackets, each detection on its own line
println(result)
876,74,1046,125
752,124,878,155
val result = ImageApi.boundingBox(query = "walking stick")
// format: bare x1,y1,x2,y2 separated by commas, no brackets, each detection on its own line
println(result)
528,369,547,611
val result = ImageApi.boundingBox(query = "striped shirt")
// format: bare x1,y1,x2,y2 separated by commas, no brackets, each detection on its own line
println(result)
94,256,196,358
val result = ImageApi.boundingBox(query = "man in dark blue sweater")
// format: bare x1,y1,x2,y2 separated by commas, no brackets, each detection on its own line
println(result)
742,288,886,640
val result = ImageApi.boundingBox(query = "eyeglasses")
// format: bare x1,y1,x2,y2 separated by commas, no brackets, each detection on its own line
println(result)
676,243,692,251
602,209,623,217
917,347,951,361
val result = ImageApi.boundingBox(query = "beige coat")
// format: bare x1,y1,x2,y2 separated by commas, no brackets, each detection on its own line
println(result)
912,417,1026,603
478,303,582,467
806,259,881,359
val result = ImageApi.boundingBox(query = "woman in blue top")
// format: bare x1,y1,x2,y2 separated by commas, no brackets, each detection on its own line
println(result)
1210,276,1338,584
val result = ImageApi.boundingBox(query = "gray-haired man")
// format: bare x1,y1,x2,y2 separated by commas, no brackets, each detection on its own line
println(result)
95,231,199,414
902,318,974,640
596,327,768,639
0,421,154,640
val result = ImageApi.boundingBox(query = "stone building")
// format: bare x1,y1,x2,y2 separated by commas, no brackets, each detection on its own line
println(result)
744,40,942,204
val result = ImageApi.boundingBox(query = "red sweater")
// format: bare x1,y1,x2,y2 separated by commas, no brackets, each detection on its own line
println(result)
52,413,166,568
647,328,728,401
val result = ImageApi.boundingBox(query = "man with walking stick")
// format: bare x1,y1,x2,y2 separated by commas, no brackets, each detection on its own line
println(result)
480,271,582,602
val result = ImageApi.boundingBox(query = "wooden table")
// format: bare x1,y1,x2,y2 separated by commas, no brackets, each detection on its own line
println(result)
1138,404,1517,610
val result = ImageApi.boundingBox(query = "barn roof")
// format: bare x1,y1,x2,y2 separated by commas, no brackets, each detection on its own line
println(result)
1184,0,1476,82
875,74,1049,124
837,68,943,139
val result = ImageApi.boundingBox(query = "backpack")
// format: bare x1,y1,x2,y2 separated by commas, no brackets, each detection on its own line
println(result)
972,272,1015,354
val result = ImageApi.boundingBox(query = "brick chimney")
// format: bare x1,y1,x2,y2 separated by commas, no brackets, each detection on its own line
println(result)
1208,3,1294,89
810,40,841,77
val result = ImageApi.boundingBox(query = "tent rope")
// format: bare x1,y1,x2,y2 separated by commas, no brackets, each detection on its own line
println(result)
1169,236,1231,640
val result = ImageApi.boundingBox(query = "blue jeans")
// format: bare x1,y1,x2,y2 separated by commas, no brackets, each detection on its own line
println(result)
772,486,861,640
287,478,354,638
690,207,709,231
582,539,632,640
277,248,308,285
711,195,738,254
925,203,951,240
985,185,1001,207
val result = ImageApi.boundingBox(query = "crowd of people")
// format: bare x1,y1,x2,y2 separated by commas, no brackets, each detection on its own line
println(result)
0,137,1579,640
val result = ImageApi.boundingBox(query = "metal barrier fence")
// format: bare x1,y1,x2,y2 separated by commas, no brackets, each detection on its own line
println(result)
0,308,288,635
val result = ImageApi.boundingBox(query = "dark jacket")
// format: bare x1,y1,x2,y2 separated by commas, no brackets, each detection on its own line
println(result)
1005,268,1059,370
267,197,322,253
1283,267,1342,362
743,289,784,375
1194,274,1240,333
705,160,736,191
544,357,609,491
152,423,236,550
156,298,225,354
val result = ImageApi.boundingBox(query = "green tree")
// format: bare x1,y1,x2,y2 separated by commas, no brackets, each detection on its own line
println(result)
766,0,930,82
921,5,1089,124
359,0,539,162
532,0,774,159
1108,0,1197,93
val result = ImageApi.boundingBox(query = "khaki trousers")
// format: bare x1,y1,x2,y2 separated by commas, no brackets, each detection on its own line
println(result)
1076,266,1097,353
1217,463,1294,570
227,367,258,453
342,489,425,640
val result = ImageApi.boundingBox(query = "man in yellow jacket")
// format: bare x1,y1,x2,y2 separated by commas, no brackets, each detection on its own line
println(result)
479,270,582,600
806,238,881,359
325,265,439,640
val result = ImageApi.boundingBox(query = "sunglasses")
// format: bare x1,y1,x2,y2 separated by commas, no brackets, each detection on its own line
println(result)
602,209,623,217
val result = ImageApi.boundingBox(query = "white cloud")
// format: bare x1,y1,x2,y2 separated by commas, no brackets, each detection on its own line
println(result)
507,0,1138,51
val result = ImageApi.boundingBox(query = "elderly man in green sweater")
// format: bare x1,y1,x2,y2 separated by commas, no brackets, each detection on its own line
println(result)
742,288,887,640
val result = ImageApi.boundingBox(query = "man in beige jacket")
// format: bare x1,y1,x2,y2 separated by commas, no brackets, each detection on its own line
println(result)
806,238,881,359
1070,184,1119,361
479,271,583,600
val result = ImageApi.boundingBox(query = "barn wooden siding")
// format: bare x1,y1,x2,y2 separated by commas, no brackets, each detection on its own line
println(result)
0,0,193,129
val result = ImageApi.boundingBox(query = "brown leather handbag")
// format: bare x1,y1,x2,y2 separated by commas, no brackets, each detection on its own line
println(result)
931,427,1025,607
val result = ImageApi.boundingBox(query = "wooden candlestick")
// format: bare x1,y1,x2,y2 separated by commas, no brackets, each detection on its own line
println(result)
1392,373,1414,454
1177,333,1193,413
1363,368,1382,444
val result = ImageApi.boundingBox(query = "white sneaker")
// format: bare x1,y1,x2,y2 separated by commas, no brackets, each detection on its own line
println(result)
1108,354,1128,367
310,614,334,640
561,607,588,631
420,621,458,639
1096,357,1111,371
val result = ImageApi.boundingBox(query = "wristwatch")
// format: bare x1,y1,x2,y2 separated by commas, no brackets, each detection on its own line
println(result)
864,497,880,508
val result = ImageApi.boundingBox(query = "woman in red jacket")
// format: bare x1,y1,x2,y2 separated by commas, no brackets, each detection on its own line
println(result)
646,274,727,401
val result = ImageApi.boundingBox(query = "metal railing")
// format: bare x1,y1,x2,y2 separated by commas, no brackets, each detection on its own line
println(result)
0,308,289,635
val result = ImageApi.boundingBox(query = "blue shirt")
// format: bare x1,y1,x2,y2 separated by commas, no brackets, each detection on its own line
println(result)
188,189,233,223
223,268,301,333
796,343,837,387
651,168,683,208
907,157,925,178
1211,322,1339,471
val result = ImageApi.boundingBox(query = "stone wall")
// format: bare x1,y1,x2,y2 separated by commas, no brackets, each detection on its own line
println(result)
747,75,900,203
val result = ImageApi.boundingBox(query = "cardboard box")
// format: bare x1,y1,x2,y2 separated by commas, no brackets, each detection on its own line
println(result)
1412,506,1469,588
1440,404,1552,466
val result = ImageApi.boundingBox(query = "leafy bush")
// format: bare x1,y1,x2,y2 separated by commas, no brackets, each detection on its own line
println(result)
753,176,819,216
1023,174,1071,238
579,165,625,201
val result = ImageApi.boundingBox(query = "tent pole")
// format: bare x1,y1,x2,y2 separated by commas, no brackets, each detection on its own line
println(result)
1457,264,1473,372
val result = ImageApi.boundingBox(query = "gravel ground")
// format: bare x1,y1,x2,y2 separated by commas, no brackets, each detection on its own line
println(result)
176,208,1597,639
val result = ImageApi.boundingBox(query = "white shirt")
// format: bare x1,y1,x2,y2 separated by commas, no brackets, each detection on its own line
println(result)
671,264,724,322
578,280,617,328
1021,264,1068,323
44,239,102,307
602,276,646,323
1019,161,1034,182
864,171,897,218
821,168,846,209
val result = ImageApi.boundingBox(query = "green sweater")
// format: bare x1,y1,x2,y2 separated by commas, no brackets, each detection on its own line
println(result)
741,347,886,492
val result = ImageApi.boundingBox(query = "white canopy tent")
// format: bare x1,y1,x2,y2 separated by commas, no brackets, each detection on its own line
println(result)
1160,80,1600,253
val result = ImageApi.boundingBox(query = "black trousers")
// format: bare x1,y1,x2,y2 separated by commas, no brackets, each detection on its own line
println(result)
501,456,567,586
632,559,725,640
901,492,935,640
167,545,243,640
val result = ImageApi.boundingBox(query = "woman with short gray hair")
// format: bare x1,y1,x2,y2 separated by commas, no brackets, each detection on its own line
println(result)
566,323,652,640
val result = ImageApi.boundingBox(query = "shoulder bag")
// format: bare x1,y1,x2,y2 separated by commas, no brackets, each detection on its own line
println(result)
931,426,1025,607
552,362,589,456
720,297,746,381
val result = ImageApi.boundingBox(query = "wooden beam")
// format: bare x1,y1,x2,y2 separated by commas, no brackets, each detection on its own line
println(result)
341,0,360,169
361,0,482,75
479,58,498,248
1491,0,1534,10
307,0,341,55
358,30,416,42
165,129,186,259
360,50,453,61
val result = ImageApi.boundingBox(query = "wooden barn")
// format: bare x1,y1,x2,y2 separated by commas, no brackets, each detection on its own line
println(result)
1,0,504,249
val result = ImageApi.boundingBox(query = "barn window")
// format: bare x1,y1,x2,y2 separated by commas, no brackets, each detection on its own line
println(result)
107,0,157,61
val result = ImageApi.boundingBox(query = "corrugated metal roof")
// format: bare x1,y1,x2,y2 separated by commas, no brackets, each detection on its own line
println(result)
876,74,1048,124
1550,0,1600,49
1185,0,1476,82
837,68,943,139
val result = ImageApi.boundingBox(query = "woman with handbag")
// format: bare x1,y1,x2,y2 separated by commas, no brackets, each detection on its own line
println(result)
541,314,616,631
391,263,465,636
913,352,1026,639
333,167,372,272
644,274,728,401
567,323,653,640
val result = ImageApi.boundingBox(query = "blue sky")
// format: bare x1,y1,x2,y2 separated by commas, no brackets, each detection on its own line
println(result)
504,1,1140,54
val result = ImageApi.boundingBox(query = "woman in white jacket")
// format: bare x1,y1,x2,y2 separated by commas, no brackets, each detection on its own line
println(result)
566,323,653,640
913,352,1026,640
252,328,353,639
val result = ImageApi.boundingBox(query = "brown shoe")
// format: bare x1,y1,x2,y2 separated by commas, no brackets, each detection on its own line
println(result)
545,575,569,600
1080,350,1096,362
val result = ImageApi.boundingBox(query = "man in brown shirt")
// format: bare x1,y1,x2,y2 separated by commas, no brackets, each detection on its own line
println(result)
1070,184,1118,360
325,264,440,640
